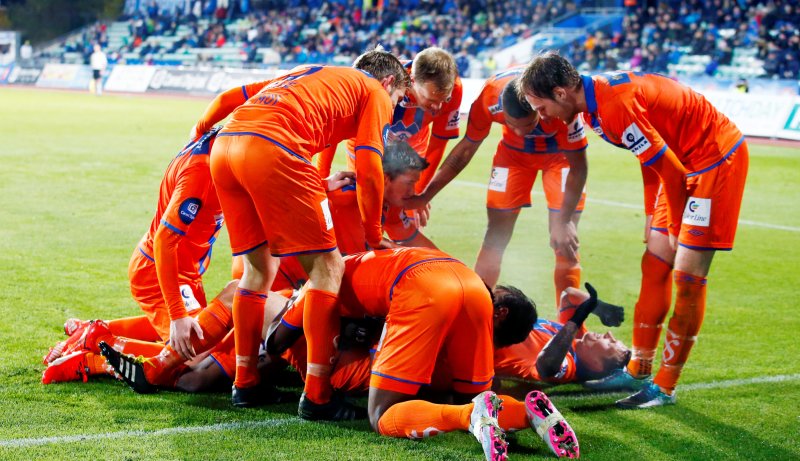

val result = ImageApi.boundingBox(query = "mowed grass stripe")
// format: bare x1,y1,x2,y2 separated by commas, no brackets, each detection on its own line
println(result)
3,373,797,449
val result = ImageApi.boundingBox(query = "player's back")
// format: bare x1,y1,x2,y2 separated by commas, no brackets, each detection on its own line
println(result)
338,247,460,317
221,66,389,160
590,72,742,172
140,131,223,278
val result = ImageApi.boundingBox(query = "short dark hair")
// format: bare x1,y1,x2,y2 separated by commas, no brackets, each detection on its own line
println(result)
493,285,537,348
501,78,534,119
518,51,581,100
383,141,429,179
577,350,632,381
353,46,412,90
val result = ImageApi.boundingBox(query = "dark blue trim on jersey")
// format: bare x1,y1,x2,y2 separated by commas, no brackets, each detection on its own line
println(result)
231,240,268,257
209,354,231,380
272,246,337,257
582,75,598,114
354,145,383,158
217,132,311,165
280,318,302,330
160,219,186,236
678,243,732,251
371,371,427,386
388,257,459,300
431,133,458,140
138,247,155,262
650,226,669,233
686,136,744,177
643,145,668,167
241,85,249,100
453,376,493,386
500,140,561,154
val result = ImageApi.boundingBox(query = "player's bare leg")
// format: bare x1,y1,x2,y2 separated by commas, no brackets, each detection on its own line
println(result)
548,209,582,307
475,209,520,288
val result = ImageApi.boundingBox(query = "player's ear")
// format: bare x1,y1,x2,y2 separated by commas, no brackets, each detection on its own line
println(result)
380,74,396,92
554,86,567,101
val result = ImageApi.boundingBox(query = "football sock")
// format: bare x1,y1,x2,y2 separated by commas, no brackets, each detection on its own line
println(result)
654,270,707,394
86,352,111,375
628,250,673,378
554,253,581,308
107,315,162,342
496,395,528,432
303,289,339,404
377,400,471,438
233,288,266,389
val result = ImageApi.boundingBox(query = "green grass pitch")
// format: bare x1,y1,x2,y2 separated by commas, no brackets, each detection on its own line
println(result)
0,87,798,460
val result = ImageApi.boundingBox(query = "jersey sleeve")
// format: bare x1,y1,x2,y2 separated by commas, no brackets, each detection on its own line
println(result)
464,85,494,142
353,88,392,247
430,79,463,140
194,80,272,135
611,90,669,166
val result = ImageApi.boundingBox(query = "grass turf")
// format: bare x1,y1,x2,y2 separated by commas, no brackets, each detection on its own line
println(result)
0,87,798,460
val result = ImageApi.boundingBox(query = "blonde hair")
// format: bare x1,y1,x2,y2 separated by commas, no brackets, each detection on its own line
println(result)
411,47,457,94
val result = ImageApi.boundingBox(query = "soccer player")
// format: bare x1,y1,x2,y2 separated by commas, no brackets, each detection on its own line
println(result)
199,50,410,415
406,68,588,300
518,52,749,408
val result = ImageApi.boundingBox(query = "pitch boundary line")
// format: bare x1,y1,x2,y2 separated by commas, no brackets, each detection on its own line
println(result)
2,373,799,449
452,180,800,232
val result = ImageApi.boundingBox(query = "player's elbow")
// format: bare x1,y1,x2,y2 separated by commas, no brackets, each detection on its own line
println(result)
535,355,560,380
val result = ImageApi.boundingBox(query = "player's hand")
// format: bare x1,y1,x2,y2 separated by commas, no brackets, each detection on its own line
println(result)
570,282,598,327
643,214,653,243
325,171,355,191
550,221,580,261
372,237,399,250
170,316,204,361
593,299,625,327
416,203,431,227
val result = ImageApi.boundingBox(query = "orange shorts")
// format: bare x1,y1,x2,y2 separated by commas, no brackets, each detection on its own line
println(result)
651,142,749,250
209,330,236,379
210,134,337,257
487,147,587,212
370,261,494,395
128,247,207,340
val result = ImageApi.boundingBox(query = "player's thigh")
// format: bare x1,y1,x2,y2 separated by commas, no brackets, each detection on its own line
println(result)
486,149,538,211
541,154,586,211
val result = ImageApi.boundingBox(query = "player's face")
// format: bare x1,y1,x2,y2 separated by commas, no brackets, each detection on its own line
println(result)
575,331,630,374
412,80,452,113
504,112,540,137
384,170,421,207
524,92,570,123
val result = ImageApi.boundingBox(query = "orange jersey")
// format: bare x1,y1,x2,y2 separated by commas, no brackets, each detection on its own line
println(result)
466,67,587,154
220,65,392,163
493,319,577,384
137,128,223,319
581,72,743,173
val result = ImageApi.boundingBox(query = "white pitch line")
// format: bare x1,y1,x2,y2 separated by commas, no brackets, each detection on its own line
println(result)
3,373,799,449
552,373,800,402
452,179,800,232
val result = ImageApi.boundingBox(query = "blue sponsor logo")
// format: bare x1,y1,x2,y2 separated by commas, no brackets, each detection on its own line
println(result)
179,198,202,225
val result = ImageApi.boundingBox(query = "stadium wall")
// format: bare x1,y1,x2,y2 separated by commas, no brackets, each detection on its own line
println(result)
3,63,800,141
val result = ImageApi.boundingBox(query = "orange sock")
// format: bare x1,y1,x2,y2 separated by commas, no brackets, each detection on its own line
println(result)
232,288,266,389
554,253,581,308
653,270,706,394
111,338,165,357
496,395,529,432
377,400,471,438
107,315,161,342
86,353,111,375
628,250,673,378
302,288,339,404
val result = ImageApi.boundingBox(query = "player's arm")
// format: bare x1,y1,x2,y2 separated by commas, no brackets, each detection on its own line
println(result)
644,149,686,242
416,135,450,190
550,148,588,261
317,143,339,179
353,90,392,249
191,80,271,137
640,164,660,242
406,135,483,209
536,283,598,379
153,163,212,359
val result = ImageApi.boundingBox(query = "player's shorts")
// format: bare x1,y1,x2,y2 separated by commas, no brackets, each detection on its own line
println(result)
486,147,587,212
370,261,494,395
128,247,207,340
209,330,236,380
651,141,749,250
92,69,101,79
210,134,337,257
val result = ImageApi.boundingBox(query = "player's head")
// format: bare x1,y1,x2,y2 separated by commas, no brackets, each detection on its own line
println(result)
410,47,458,113
502,79,540,137
518,52,582,123
574,331,631,381
382,141,429,207
491,285,537,348
354,46,411,108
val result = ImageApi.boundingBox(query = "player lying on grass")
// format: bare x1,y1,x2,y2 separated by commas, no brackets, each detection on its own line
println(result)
104,246,581,459
405,69,588,307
